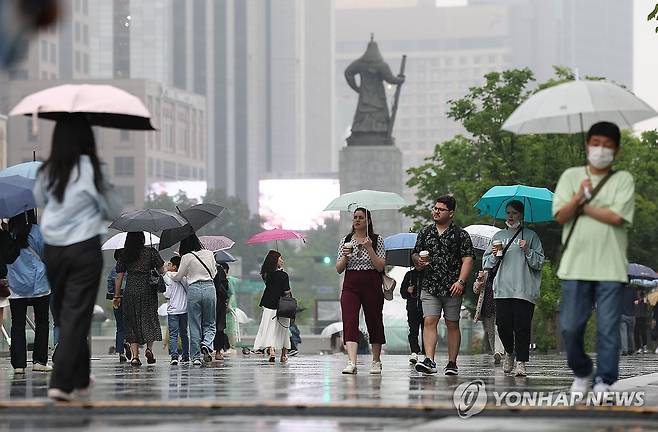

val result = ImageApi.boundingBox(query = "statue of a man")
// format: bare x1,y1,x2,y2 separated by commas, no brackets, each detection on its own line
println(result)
345,36,405,146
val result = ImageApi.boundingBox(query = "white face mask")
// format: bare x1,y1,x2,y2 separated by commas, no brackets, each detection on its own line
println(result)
587,146,615,169
505,220,521,229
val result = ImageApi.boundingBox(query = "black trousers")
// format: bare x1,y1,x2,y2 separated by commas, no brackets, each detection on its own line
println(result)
407,300,424,354
495,298,535,362
9,295,50,369
635,317,648,348
44,236,102,393
213,300,229,351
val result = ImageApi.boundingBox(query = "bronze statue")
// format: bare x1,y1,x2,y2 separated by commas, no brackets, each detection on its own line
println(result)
345,35,406,146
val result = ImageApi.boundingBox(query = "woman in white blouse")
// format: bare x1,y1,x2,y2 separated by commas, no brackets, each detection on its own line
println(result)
336,207,386,375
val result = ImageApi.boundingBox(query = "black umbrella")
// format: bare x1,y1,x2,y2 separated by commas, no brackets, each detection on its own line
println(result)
385,249,413,267
109,209,188,233
158,203,226,250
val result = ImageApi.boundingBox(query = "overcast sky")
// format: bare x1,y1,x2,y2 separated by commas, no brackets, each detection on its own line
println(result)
634,0,658,131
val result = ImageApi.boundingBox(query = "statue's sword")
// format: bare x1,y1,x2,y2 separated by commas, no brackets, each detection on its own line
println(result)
387,54,407,138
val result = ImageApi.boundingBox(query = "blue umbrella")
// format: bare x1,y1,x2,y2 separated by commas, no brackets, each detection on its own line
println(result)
0,161,42,179
384,233,418,250
0,176,36,218
474,185,554,223
215,249,237,264
628,263,658,281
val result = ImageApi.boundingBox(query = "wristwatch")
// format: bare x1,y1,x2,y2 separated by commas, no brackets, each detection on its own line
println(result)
457,279,466,287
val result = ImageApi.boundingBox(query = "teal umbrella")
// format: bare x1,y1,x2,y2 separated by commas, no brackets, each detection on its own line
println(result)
323,190,406,212
474,185,554,223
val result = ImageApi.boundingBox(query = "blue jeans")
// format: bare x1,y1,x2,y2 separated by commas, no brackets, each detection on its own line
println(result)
167,313,189,359
560,280,622,385
187,281,216,360
113,304,125,354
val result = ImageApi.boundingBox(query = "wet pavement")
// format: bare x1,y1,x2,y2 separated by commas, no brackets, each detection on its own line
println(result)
1,353,658,431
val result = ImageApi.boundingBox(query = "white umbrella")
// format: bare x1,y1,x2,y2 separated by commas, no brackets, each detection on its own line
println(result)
501,80,657,134
323,190,406,212
158,303,168,317
101,231,160,250
464,224,501,251
320,321,343,337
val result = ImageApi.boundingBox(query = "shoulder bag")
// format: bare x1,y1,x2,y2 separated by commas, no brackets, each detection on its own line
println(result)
148,250,166,294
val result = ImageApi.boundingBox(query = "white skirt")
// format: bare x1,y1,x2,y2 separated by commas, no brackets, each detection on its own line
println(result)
0,297,8,308
253,307,291,350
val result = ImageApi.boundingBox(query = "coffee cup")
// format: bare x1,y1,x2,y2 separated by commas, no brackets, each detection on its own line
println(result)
343,242,354,256
492,240,503,257
419,250,430,263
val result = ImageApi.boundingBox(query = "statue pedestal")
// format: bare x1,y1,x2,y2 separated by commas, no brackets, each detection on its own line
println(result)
338,145,403,238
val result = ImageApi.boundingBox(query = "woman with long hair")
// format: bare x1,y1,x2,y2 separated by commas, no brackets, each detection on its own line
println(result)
6,213,51,375
167,233,217,365
113,231,164,365
483,200,544,377
335,207,386,375
33,115,122,401
253,250,292,363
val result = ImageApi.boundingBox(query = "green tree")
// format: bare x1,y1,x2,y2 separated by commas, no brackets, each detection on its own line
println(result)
649,3,658,32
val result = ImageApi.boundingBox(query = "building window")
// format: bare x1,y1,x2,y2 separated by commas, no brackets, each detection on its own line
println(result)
177,164,190,179
75,0,80,12
114,157,135,177
49,43,56,64
83,53,89,74
156,159,162,177
83,25,89,45
147,158,154,177
116,186,135,205
82,0,88,15
75,22,80,43
163,161,176,180
40,40,48,61
75,51,80,72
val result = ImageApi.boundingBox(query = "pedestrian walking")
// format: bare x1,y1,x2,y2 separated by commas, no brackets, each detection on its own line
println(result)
113,232,164,365
634,290,649,354
472,270,504,365
167,234,217,365
107,249,130,363
163,256,189,365
483,200,544,377
34,115,122,401
213,262,230,360
336,208,386,375
554,121,635,396
412,195,474,376
6,213,52,375
620,284,637,356
400,268,424,364
0,223,19,340
253,250,292,363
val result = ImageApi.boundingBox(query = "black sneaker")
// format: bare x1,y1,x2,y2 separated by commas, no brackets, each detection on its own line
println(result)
181,357,190,364
119,354,128,363
415,358,437,374
444,361,458,376
201,345,213,363
124,343,132,360
288,349,299,357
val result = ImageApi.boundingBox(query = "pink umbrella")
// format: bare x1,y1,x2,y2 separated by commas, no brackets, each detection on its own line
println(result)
9,84,155,131
246,228,305,249
199,235,235,252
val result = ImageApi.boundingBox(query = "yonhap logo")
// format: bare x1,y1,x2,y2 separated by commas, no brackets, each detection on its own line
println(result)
453,380,487,418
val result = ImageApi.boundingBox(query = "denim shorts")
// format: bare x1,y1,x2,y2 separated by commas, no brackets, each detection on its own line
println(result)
420,289,462,321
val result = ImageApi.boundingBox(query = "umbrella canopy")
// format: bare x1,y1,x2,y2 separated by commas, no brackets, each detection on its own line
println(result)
246,228,305,245
474,185,554,223
200,235,235,252
628,263,658,281
109,209,188,233
464,224,502,251
385,249,414,267
0,161,42,179
9,84,155,130
501,80,658,134
0,176,36,218
101,232,160,251
323,190,406,211
215,250,237,264
384,233,418,250
320,321,366,337
158,203,226,250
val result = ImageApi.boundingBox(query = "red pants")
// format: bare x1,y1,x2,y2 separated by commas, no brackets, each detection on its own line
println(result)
341,270,385,344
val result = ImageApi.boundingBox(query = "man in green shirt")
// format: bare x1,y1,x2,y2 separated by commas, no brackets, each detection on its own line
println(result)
553,121,635,397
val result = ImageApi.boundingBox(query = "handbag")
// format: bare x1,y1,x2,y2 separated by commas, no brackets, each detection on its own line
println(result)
482,227,523,315
148,251,166,294
0,279,10,298
382,273,396,301
273,294,298,329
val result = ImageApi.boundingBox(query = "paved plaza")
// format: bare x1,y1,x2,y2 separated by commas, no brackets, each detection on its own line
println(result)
1,353,658,430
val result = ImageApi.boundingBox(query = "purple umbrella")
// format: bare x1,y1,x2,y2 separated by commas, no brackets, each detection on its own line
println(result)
628,263,658,281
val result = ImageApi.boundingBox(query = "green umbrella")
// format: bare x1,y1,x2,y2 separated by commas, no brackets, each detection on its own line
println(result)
323,189,406,212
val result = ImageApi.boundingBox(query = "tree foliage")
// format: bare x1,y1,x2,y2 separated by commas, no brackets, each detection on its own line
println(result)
649,3,658,33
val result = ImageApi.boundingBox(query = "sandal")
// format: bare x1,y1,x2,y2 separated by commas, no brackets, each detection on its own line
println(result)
280,354,289,363
130,357,142,366
145,348,156,364
268,347,275,363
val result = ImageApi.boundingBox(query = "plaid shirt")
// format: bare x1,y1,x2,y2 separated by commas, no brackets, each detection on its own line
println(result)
413,223,475,297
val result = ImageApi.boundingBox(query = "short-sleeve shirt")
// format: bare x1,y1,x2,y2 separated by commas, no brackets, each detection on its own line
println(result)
337,235,385,271
552,166,634,282
413,223,475,297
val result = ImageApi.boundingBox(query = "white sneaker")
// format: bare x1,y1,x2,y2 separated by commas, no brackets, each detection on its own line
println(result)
370,361,382,375
192,359,202,366
33,363,53,372
14,368,25,375
592,382,614,405
570,375,591,395
655,347,658,354
593,382,612,394
48,388,73,402
514,361,527,377
503,353,515,373
409,353,418,364
342,361,357,374
493,352,502,365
